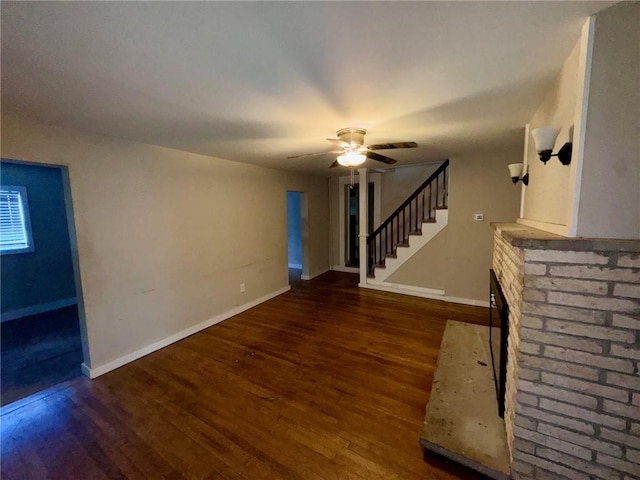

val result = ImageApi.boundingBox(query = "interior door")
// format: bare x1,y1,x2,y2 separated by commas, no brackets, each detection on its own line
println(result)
345,183,374,267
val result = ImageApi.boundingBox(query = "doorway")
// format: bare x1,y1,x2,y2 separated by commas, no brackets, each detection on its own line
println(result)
345,182,375,267
0,160,87,406
286,191,306,284
336,172,380,272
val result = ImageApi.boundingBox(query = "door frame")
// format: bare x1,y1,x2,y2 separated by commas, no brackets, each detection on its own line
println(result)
0,158,90,374
286,190,310,280
338,172,380,271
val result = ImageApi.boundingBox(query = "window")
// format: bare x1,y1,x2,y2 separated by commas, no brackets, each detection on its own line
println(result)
0,186,34,254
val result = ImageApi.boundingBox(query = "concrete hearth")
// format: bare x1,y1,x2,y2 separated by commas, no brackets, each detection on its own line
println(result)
420,321,511,480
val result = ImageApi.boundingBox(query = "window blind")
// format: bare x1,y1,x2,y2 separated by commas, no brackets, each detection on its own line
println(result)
0,187,30,252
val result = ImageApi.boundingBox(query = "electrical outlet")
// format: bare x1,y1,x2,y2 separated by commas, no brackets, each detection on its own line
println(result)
474,213,484,221
240,283,245,292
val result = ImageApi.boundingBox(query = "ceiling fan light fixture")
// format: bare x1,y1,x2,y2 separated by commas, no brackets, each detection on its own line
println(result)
337,152,366,167
336,127,366,148
289,127,416,169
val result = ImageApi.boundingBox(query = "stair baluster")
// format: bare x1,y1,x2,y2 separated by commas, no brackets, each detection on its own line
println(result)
367,160,449,277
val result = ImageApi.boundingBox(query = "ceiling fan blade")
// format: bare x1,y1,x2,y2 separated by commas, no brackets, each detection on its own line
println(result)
329,160,340,168
366,151,397,165
368,141,417,150
288,150,342,159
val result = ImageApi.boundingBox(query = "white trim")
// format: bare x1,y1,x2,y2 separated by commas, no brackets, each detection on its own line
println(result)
516,217,569,237
81,286,291,378
520,124,529,219
301,267,330,281
288,263,302,269
568,16,595,238
360,282,489,308
371,172,381,229
299,192,311,279
366,280,445,296
358,167,368,286
330,265,359,274
60,163,91,377
1,297,77,322
80,363,91,378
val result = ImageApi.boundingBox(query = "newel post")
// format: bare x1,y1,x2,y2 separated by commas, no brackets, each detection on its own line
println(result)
358,167,368,286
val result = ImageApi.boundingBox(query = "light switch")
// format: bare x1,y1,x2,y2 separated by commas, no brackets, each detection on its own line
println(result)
474,213,484,221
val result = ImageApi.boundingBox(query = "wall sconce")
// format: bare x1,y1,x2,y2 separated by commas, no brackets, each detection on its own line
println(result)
531,126,572,165
508,163,529,185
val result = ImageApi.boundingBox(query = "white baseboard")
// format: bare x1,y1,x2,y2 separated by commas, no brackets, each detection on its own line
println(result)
362,281,445,297
80,363,91,378
330,265,359,274
1,297,78,322
359,282,489,308
288,263,302,269
301,267,330,281
81,286,291,379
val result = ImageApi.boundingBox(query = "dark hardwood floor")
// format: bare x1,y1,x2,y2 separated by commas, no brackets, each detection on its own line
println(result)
1,305,83,406
1,271,489,480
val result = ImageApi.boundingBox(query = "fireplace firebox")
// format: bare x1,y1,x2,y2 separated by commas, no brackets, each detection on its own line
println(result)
489,269,509,418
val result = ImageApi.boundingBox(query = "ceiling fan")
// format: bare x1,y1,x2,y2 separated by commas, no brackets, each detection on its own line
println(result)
288,127,418,168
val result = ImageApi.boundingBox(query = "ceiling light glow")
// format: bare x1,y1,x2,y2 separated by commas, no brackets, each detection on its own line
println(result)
337,152,366,167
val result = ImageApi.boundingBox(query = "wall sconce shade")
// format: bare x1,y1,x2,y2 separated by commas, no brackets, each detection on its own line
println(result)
508,163,529,185
531,127,560,152
531,126,572,165
337,152,366,167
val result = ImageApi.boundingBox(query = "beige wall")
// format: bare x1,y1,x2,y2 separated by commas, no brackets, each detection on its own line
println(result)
1,115,329,370
387,147,522,302
520,2,639,240
522,39,581,229
380,163,441,221
575,1,640,239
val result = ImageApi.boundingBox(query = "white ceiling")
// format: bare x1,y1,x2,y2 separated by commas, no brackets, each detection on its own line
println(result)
1,1,616,176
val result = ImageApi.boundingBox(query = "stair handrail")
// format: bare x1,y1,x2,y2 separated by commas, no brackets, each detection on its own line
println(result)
369,159,449,240
366,159,449,277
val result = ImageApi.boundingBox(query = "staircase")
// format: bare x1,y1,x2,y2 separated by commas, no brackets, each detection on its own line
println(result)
366,160,449,286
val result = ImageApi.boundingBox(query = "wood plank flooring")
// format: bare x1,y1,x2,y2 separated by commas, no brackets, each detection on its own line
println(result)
1,305,83,406
1,271,490,480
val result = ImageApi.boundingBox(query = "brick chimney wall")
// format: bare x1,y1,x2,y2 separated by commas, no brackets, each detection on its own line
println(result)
492,224,640,480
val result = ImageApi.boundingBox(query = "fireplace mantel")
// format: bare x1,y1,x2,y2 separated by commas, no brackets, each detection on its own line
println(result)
493,222,640,253
491,222,640,480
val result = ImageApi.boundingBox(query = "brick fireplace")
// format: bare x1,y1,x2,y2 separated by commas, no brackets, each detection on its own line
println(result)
492,223,640,480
